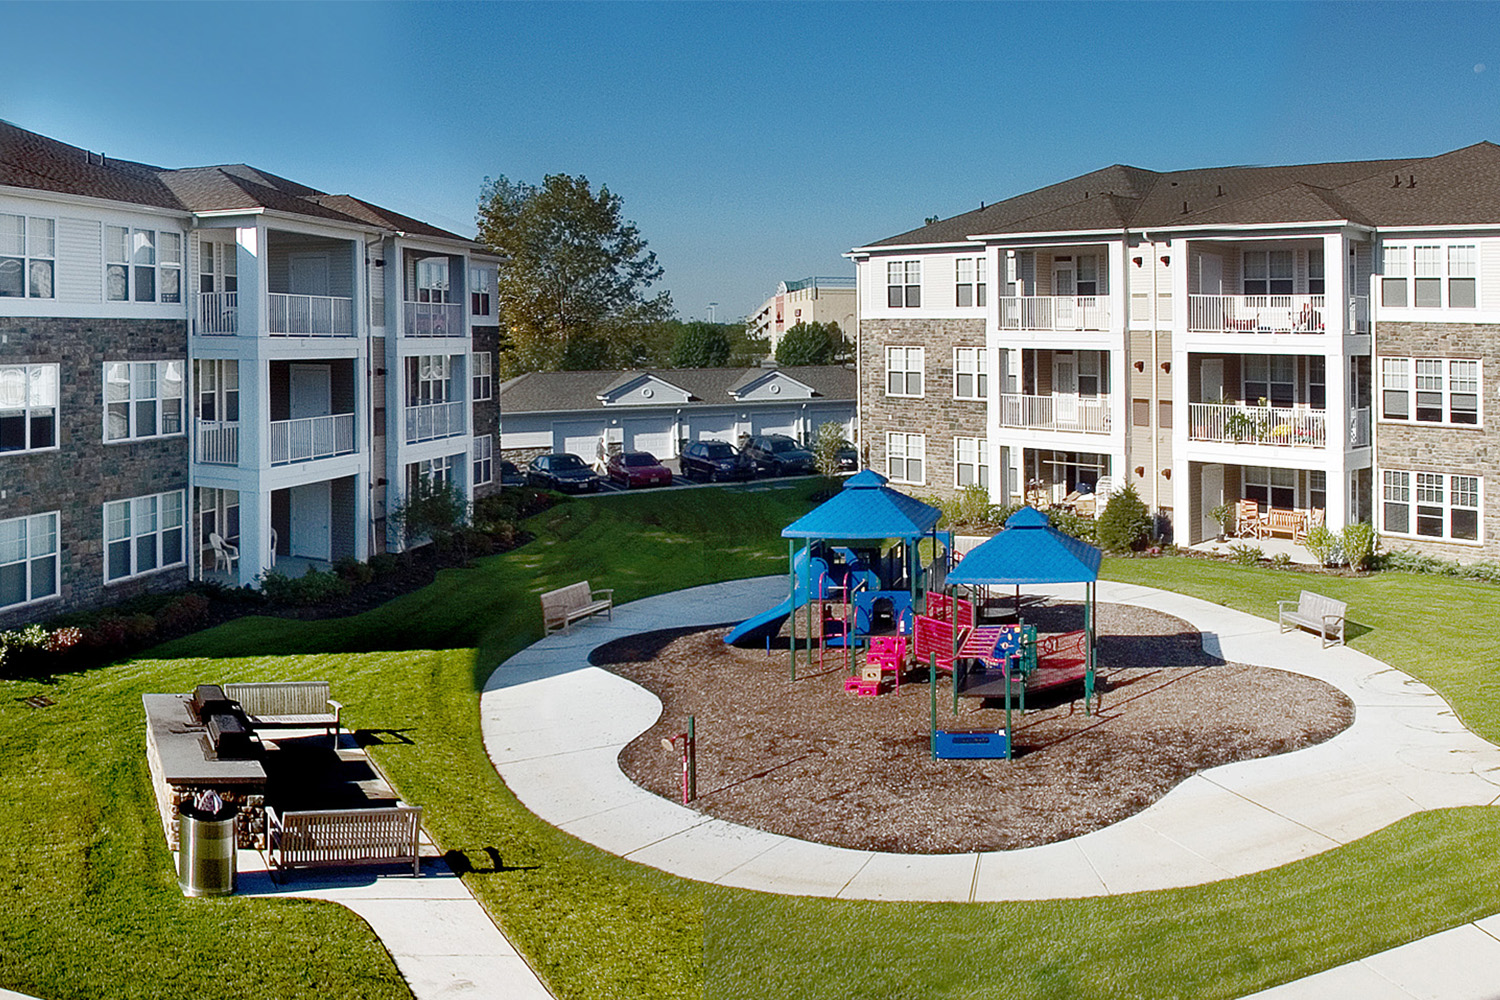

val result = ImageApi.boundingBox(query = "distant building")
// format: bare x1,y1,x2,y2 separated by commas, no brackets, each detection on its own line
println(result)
747,276,856,355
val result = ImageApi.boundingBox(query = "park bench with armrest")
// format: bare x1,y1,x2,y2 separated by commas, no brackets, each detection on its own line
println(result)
267,803,423,881
541,581,614,634
1278,590,1348,647
223,681,342,742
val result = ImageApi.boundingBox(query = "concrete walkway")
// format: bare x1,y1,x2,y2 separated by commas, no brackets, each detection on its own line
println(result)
482,577,1500,901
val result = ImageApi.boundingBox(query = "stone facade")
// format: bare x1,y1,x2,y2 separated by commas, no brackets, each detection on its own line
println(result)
1373,320,1500,560
471,325,501,499
0,316,190,628
859,318,987,498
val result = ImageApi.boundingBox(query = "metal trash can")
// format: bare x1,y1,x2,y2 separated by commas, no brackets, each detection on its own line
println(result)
178,791,237,897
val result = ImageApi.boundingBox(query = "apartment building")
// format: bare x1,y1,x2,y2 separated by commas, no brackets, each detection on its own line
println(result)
0,121,500,627
850,142,1500,559
747,276,857,356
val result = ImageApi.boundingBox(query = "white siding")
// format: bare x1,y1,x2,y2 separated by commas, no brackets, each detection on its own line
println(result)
368,243,386,328
1481,240,1500,311
56,217,101,303
924,253,955,311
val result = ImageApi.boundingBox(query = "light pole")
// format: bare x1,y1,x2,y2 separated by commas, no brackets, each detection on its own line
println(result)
708,302,718,323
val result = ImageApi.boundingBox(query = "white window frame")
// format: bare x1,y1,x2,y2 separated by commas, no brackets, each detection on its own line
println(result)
1377,356,1482,427
953,437,988,489
885,346,924,398
953,347,987,401
0,511,60,611
472,352,493,401
105,226,182,304
469,265,493,317
1381,469,1482,543
407,354,453,406
103,490,185,585
1379,242,1478,310
409,454,457,492
104,360,185,443
0,213,55,299
886,432,925,485
473,434,494,486
955,257,987,308
886,259,921,308
0,363,59,454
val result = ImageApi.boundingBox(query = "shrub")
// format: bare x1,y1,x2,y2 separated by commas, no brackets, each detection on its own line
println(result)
1228,543,1264,566
955,484,994,527
1271,552,1293,569
1096,483,1153,552
1304,524,1339,566
1341,522,1375,571
333,556,375,586
155,593,210,633
260,567,351,607
1046,508,1097,545
368,553,401,581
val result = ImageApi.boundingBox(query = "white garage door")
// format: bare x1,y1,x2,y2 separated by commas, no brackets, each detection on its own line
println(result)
688,412,737,443
623,416,675,457
553,420,601,460
751,409,797,438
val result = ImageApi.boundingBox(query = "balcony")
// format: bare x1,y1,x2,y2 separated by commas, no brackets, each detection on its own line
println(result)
270,413,356,465
1187,295,1368,335
1188,403,1327,449
999,296,1110,332
268,293,354,337
197,420,239,464
196,292,238,336
1349,407,1371,448
403,301,465,338
405,401,466,444
999,394,1112,434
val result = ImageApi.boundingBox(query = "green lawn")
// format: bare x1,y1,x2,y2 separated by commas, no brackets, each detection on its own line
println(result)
3,489,1499,1000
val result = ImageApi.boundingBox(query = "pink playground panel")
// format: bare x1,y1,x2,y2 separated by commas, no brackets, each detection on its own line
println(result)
924,592,974,629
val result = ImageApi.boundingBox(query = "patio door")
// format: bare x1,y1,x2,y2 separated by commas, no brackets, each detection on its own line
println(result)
1054,353,1079,427
289,480,332,562
290,364,332,420
1201,463,1224,541
1201,358,1224,403
289,253,331,297
1053,258,1076,328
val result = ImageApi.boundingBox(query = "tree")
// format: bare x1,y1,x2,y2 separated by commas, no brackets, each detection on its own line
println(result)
1095,483,1153,552
390,476,467,549
812,421,848,479
476,174,673,375
774,321,849,366
668,321,731,368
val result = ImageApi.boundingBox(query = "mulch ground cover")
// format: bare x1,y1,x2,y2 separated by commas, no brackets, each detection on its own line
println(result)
598,601,1354,853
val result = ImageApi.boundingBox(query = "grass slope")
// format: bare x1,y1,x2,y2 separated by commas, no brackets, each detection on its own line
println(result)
4,488,1499,1000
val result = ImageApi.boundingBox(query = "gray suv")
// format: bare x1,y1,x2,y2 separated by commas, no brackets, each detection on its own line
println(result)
742,434,816,477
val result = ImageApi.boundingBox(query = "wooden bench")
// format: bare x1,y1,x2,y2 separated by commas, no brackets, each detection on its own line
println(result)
1278,590,1348,647
541,581,614,634
266,803,422,881
1255,508,1307,544
224,681,342,742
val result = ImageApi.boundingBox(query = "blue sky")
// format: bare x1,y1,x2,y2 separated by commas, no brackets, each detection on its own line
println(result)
4,1,1499,323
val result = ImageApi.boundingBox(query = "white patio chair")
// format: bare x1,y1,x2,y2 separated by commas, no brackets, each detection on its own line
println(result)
209,532,239,573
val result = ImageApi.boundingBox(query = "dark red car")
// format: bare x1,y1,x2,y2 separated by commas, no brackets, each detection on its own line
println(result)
606,450,674,489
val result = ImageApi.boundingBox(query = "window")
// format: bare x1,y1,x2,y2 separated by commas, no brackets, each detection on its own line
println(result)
473,434,494,486
1243,355,1295,407
408,454,457,492
1244,466,1295,510
1132,398,1149,427
1308,248,1325,295
954,437,988,489
0,511,59,610
469,266,493,316
887,432,924,484
955,258,986,308
0,214,55,299
1383,470,1480,542
0,364,58,453
953,347,987,400
472,352,493,401
196,360,239,423
1243,250,1293,296
1308,355,1326,410
198,240,238,294
407,355,452,406
106,226,181,303
104,491,184,583
1380,243,1477,309
1076,254,1100,296
104,361,184,441
1379,357,1481,425
415,257,449,303
886,260,921,308
886,346,924,397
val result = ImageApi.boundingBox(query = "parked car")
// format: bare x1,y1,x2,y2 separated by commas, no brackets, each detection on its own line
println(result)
499,460,527,487
833,439,859,472
526,453,601,493
742,434,817,477
606,450,674,489
680,440,754,482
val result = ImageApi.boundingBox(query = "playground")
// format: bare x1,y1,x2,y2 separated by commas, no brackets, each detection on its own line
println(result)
599,601,1353,853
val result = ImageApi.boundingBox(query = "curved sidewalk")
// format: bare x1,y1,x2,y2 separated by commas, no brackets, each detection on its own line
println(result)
481,577,1500,902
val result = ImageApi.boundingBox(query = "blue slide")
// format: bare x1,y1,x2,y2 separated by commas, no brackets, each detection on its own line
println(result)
724,548,828,645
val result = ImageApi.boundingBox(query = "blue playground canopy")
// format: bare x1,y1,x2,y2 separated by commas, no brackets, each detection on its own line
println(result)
947,506,1102,585
781,469,942,540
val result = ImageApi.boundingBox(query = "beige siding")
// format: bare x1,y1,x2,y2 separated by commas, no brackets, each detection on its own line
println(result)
56,217,101,303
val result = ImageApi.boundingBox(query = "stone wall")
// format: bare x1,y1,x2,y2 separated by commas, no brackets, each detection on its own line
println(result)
1374,321,1500,560
858,318,987,499
0,316,190,628
471,325,501,499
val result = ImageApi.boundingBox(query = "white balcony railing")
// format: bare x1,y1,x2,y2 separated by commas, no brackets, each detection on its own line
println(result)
1349,407,1371,448
1187,294,1337,334
405,400,466,444
999,393,1112,434
1188,403,1327,448
268,293,354,337
269,413,356,465
998,295,1110,332
196,420,239,464
196,292,239,336
403,301,465,338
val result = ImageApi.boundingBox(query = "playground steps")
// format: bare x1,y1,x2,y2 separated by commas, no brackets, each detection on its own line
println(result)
958,661,1088,700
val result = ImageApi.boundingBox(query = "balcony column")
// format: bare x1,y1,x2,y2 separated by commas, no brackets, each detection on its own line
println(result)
1324,232,1346,338
1108,239,1129,340
236,486,271,588
1169,240,1192,523
234,225,263,338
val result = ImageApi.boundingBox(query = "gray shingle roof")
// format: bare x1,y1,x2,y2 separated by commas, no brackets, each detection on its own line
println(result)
497,365,857,414
863,145,1500,247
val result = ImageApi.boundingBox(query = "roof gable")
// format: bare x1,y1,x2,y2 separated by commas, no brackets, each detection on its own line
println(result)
728,369,817,401
597,372,693,406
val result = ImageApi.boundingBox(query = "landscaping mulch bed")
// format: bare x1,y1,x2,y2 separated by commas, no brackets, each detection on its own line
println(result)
599,602,1354,853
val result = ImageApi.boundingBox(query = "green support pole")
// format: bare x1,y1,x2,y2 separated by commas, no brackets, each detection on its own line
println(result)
1004,664,1013,760
929,652,937,759
788,539,796,682
687,714,696,801
1084,581,1096,716
910,537,920,625
805,541,813,670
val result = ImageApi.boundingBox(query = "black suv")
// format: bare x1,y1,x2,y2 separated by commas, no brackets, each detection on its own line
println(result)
680,440,754,482
498,460,527,487
742,434,816,477
526,453,601,493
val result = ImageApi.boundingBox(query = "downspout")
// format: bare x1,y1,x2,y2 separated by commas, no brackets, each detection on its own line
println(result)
1150,232,1161,512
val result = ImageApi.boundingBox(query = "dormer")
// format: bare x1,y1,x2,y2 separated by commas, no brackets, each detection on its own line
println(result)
596,372,693,406
728,369,818,402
